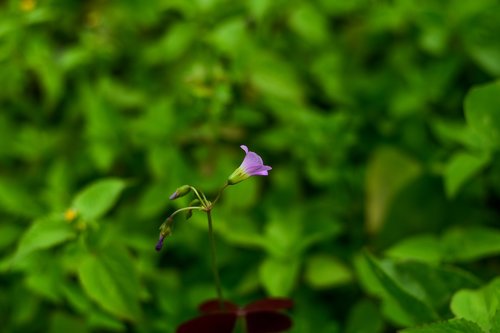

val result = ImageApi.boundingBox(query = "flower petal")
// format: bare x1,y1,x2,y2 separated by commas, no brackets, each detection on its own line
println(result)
241,152,264,170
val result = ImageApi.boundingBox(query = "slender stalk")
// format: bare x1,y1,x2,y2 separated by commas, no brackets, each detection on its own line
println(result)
212,182,229,205
206,210,224,309
168,206,204,219
190,186,209,208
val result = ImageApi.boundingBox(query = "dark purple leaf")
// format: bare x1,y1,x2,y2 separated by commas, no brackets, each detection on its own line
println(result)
246,311,292,333
198,299,239,314
177,313,237,333
244,298,294,313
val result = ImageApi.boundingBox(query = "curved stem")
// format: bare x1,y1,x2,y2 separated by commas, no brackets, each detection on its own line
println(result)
206,210,224,309
212,182,229,205
167,206,204,220
190,186,209,208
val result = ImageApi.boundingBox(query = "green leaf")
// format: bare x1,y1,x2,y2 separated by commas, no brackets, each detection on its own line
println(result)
345,299,384,333
25,266,63,303
262,212,302,258
442,227,500,262
444,152,490,198
0,222,22,250
0,177,44,218
13,215,76,261
464,81,500,150
49,312,89,333
304,254,352,289
61,283,93,314
72,178,127,221
209,18,248,56
77,247,142,321
289,4,329,44
451,278,500,333
362,252,438,325
250,52,304,103
259,257,300,296
400,318,485,333
385,234,443,263
394,262,481,310
365,147,421,234
87,310,127,332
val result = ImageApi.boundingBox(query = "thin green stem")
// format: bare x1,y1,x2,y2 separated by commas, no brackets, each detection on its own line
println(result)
190,186,209,208
206,210,224,309
212,182,229,205
167,206,204,221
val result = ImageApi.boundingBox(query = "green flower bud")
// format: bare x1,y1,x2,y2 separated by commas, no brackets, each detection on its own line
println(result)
186,199,200,220
169,185,191,200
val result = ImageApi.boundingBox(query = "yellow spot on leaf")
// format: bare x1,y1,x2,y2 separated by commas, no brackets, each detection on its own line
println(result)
64,208,78,222
20,0,36,12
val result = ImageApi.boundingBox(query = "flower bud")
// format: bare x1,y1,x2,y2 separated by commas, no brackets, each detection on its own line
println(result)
186,199,200,220
169,185,191,200
156,224,172,252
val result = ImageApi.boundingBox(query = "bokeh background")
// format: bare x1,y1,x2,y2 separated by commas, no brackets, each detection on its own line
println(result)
1,0,500,332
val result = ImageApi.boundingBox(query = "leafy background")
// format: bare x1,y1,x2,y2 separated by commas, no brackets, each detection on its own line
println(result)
1,0,500,332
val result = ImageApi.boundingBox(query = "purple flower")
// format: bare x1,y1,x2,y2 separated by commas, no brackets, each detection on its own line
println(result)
228,145,272,185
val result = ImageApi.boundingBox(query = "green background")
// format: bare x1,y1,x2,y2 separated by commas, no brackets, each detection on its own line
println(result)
1,0,500,332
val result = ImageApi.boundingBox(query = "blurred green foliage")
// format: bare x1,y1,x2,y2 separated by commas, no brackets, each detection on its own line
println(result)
1,0,500,332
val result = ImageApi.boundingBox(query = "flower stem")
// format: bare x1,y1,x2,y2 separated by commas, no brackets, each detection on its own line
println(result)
190,186,209,208
206,210,224,309
212,182,229,205
168,206,204,220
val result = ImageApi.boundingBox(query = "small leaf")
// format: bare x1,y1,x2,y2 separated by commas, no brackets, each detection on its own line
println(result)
72,178,127,220
345,299,384,333
365,147,421,234
26,266,64,302
259,258,300,297
304,254,352,289
49,312,89,333
464,81,500,149
13,215,76,261
444,152,489,198
78,247,142,321
362,252,438,325
400,318,485,333
451,278,500,332
442,227,500,262
385,234,443,263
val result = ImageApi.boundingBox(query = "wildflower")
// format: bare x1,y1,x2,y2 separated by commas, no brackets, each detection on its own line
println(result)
228,145,272,185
